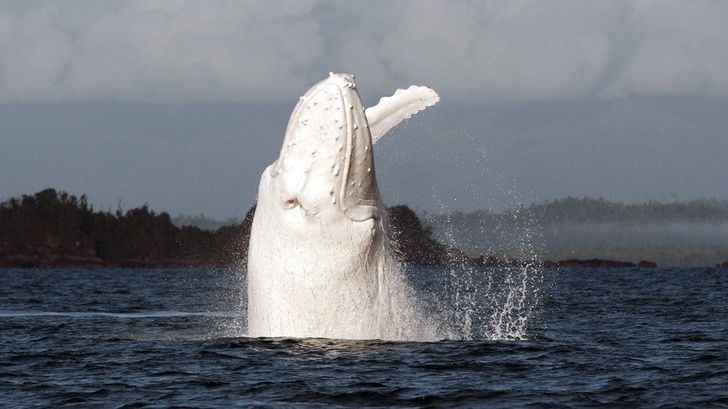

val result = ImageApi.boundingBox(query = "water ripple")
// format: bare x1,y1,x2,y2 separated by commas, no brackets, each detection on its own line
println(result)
0,267,727,407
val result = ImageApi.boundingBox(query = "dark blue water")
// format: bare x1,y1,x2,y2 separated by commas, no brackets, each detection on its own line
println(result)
1,267,727,407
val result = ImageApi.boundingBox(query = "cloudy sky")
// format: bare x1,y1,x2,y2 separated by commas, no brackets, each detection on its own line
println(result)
1,0,727,218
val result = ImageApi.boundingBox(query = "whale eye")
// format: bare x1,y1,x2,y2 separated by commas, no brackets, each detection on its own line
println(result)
283,197,299,209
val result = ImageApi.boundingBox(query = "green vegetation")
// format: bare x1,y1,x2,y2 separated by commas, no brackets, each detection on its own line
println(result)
0,189,250,267
438,196,728,226
524,197,728,224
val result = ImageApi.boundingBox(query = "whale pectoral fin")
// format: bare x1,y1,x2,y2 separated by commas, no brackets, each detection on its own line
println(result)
365,85,440,144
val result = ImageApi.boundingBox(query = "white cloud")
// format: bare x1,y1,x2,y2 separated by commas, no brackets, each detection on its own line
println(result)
0,1,325,102
379,1,617,100
0,0,727,103
601,0,728,97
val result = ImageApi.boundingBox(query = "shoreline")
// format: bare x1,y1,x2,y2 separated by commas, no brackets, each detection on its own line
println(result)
3,190,728,270
3,254,725,269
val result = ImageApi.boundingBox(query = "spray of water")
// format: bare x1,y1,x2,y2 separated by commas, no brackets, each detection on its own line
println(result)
423,199,541,340
411,133,544,341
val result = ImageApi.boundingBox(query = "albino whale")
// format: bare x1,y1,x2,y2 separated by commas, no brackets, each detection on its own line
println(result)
247,73,440,340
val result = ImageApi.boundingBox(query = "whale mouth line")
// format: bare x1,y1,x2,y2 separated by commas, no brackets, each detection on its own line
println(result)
338,84,354,212
333,76,378,222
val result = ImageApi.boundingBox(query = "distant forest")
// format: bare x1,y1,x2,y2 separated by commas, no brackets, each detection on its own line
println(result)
2,189,727,268
0,189,251,267
434,197,728,226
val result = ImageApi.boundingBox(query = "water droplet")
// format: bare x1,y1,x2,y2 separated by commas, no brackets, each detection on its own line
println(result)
353,123,358,130
331,197,336,204
367,168,371,173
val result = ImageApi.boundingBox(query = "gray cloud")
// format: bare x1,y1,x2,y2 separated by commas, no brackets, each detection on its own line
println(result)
0,0,727,103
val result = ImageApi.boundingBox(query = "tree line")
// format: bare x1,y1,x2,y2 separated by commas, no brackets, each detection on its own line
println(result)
435,196,728,227
0,189,250,267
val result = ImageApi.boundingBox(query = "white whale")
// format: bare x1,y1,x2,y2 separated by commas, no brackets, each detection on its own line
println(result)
247,73,440,340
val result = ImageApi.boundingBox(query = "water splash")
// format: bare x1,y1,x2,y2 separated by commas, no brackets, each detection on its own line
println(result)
416,139,543,341
423,201,542,341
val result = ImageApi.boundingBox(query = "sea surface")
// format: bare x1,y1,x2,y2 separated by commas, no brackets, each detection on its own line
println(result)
1,267,727,408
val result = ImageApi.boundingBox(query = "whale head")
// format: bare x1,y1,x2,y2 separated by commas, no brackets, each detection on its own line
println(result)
247,72,440,339
263,72,379,228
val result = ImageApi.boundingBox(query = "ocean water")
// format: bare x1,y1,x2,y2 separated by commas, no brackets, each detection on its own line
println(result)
1,267,727,407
